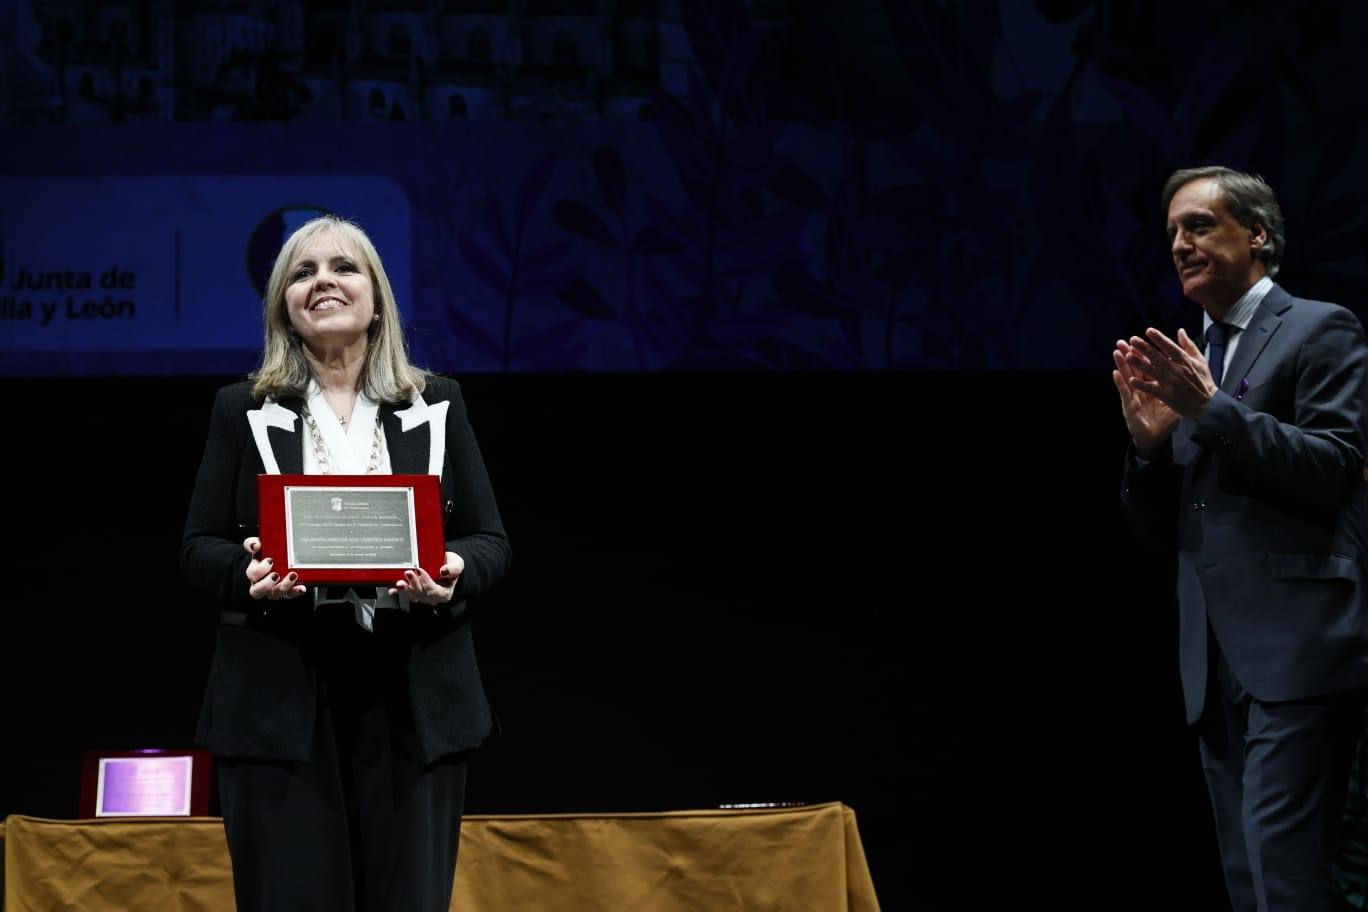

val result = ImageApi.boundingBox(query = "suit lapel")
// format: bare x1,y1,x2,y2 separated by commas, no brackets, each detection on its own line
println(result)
271,396,305,474
381,401,427,475
1187,284,1289,471
1221,285,1288,394
247,396,303,475
384,391,450,476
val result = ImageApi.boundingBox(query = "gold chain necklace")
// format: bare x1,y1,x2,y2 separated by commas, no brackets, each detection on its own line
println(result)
302,403,383,474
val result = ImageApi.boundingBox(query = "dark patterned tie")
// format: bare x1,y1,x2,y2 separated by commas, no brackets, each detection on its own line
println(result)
1207,322,1232,386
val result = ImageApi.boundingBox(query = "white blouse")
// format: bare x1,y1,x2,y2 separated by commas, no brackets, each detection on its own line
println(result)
304,380,409,631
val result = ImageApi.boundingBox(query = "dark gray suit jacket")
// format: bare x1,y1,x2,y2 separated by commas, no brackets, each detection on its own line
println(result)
1122,284,1368,723
181,376,510,762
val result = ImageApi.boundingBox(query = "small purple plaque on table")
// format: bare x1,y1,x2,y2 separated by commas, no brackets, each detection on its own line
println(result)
95,755,193,817
79,749,212,818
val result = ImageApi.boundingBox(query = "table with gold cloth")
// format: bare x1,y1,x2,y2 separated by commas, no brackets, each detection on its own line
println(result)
1,802,879,910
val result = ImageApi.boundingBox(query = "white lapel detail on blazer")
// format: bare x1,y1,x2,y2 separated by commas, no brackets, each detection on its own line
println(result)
395,394,449,476
246,399,298,475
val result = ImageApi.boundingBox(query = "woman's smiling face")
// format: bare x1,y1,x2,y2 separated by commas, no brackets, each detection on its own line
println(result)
284,229,376,346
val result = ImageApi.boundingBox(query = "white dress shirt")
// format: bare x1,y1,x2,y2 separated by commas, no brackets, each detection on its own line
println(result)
1202,275,1273,378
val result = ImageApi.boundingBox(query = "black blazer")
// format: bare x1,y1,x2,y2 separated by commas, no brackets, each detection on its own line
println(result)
1122,284,1368,723
181,376,510,763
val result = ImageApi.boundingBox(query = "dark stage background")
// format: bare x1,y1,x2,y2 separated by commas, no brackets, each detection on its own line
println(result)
10,0,1368,908
4,373,1210,908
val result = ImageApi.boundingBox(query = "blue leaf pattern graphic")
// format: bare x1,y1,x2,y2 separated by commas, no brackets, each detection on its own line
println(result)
402,2,1368,372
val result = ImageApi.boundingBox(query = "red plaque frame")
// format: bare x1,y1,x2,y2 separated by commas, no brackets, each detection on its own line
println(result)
258,474,445,585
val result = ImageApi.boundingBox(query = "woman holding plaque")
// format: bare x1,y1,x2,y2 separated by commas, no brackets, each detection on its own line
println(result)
180,215,510,912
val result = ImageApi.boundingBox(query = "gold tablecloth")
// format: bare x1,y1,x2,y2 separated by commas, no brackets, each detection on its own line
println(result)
3,802,879,910
3,813,233,911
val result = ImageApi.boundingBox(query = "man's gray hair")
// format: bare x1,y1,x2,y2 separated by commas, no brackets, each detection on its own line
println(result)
1161,166,1286,277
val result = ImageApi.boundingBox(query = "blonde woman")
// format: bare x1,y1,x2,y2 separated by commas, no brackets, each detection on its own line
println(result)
181,215,509,911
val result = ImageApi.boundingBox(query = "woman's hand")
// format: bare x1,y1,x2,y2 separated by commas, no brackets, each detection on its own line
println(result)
243,537,307,600
389,551,464,606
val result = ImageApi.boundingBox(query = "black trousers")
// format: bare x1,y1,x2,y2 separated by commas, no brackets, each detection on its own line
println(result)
1198,633,1363,912
217,609,467,912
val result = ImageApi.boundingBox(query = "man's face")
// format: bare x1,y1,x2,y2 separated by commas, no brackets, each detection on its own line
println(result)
1166,178,1267,313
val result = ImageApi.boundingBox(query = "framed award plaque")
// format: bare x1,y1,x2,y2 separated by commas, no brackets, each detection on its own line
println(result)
79,748,212,818
257,474,445,585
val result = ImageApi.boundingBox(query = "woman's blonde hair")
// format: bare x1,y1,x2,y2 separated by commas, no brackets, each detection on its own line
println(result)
250,214,427,403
